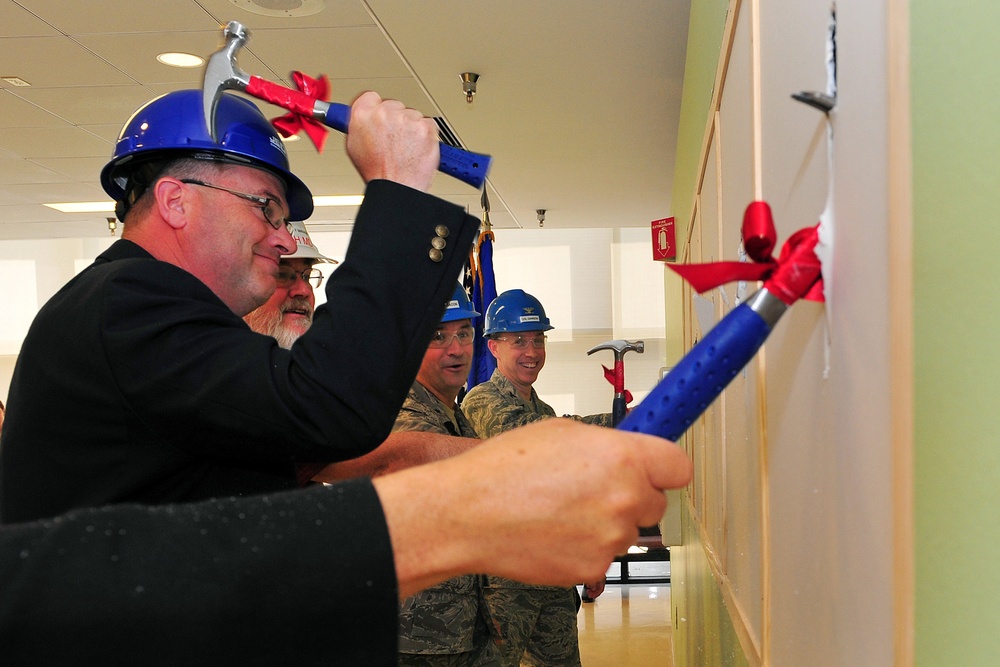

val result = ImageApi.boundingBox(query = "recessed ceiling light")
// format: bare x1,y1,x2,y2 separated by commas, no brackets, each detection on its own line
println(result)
156,52,205,68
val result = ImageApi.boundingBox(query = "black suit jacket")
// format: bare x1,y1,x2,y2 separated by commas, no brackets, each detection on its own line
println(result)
0,479,400,666
0,180,478,523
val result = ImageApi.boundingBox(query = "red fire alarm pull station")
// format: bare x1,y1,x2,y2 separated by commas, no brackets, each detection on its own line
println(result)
651,217,676,261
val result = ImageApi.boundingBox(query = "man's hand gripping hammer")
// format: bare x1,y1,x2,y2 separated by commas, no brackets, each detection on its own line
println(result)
588,339,644,427
203,21,492,188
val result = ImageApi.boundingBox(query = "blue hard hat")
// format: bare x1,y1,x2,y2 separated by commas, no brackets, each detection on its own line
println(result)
441,282,480,323
483,289,553,336
100,90,313,221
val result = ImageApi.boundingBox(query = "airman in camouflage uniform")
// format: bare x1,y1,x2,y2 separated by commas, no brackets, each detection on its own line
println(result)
461,290,610,667
393,284,500,667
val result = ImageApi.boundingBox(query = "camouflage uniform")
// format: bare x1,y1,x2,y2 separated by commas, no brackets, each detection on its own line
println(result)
392,381,501,667
461,369,611,667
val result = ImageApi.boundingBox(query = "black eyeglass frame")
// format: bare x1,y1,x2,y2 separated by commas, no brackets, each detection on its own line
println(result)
180,179,291,233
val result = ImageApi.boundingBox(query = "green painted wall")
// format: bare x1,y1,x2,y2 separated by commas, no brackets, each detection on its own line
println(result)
671,0,732,235
669,1,749,664
911,1,1000,664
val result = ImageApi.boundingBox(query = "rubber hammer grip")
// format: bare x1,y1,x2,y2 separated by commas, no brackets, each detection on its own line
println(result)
618,298,775,442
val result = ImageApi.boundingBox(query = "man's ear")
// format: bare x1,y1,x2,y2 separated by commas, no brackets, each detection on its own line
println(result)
153,177,188,230
486,338,500,359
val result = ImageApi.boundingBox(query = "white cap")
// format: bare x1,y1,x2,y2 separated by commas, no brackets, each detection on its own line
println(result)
285,220,338,264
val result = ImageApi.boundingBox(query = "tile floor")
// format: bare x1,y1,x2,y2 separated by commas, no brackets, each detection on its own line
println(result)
577,561,673,666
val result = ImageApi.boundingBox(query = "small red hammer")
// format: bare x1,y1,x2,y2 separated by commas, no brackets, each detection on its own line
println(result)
588,339,644,427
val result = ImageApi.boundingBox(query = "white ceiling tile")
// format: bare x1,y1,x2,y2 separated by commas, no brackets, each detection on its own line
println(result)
194,0,375,30
11,86,161,126
0,156,68,185
0,1,61,37
0,90,64,128
0,125,112,160
0,37,135,87
14,0,223,34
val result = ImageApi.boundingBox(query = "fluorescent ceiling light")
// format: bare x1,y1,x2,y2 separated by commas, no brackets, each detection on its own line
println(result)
45,195,363,213
313,195,364,207
157,52,205,68
45,202,116,213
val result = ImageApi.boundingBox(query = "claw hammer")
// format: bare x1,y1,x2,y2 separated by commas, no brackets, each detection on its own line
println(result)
587,339,644,427
202,21,492,188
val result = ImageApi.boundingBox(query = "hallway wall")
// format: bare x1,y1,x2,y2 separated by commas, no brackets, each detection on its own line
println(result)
669,0,902,663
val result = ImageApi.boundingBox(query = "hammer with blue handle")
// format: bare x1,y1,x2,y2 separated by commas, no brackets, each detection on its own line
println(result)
203,21,492,189
618,202,824,441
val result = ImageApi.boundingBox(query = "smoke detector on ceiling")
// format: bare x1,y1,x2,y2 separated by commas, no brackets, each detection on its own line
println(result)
228,0,325,18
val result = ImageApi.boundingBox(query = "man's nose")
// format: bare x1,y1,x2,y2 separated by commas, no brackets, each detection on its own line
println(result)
288,274,313,298
274,225,297,257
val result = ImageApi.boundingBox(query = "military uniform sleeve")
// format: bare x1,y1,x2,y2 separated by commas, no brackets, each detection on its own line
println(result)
461,387,544,439
573,413,614,428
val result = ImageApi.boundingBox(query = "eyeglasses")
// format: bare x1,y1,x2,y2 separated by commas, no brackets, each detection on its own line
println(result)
275,266,324,289
180,179,291,233
495,334,547,349
428,328,475,348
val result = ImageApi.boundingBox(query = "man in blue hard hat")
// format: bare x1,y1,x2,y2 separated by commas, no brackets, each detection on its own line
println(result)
387,284,499,666
463,288,611,667
0,89,693,665
0,88,478,524
243,240,483,485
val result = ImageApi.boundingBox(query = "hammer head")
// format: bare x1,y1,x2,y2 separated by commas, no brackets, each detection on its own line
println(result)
203,21,252,141
587,339,645,361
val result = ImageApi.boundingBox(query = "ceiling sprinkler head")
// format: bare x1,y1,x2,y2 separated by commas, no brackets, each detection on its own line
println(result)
460,72,480,104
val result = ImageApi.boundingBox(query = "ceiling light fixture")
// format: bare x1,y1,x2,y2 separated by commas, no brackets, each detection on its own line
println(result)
313,195,364,207
460,72,479,105
46,195,363,214
45,202,116,213
156,52,205,68
228,0,326,18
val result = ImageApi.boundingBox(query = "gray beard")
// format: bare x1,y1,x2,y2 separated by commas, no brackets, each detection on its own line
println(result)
244,300,312,350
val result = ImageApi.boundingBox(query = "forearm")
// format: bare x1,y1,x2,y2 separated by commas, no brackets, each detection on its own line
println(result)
312,431,480,482
372,419,694,599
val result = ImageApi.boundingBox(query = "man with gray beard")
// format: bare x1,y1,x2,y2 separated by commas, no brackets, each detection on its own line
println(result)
243,220,336,349
244,224,483,484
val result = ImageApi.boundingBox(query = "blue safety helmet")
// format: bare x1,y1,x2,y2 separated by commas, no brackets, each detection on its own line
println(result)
441,282,480,323
100,89,313,222
483,289,553,336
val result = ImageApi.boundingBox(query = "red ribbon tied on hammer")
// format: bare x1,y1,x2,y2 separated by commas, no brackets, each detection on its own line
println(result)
601,362,634,404
271,71,331,153
670,201,825,305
